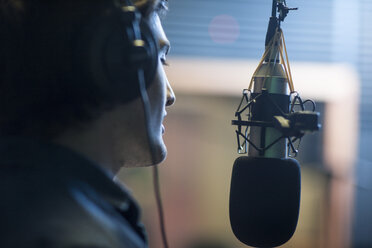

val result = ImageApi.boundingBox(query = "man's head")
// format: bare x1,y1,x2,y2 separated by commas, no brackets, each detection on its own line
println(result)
0,0,175,169
0,0,171,135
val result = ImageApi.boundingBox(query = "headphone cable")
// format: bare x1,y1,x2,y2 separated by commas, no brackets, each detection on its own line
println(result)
137,69,170,248
153,165,170,248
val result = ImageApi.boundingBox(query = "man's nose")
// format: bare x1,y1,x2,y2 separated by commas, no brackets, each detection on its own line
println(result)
166,82,176,106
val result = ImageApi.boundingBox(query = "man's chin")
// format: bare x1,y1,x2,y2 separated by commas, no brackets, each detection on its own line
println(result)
145,141,167,166
121,142,167,168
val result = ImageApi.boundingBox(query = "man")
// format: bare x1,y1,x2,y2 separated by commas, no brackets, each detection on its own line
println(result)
0,0,175,247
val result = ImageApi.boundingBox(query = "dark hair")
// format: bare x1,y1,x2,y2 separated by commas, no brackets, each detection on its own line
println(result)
0,0,161,139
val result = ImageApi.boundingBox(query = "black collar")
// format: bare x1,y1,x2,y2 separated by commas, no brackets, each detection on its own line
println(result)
0,137,132,212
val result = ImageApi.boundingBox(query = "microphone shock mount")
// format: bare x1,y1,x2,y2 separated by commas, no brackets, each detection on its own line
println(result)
232,89,320,157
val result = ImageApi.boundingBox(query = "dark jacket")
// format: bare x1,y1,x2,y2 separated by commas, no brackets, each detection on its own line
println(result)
0,137,148,248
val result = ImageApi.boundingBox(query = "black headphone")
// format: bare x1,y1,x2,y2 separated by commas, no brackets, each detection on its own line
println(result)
75,0,159,103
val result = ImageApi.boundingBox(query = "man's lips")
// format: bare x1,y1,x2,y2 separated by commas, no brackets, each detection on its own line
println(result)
162,111,167,134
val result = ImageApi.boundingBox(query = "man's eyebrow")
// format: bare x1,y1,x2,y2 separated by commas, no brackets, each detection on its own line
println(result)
155,0,168,19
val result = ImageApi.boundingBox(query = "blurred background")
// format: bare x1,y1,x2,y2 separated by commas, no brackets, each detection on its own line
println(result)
118,0,372,247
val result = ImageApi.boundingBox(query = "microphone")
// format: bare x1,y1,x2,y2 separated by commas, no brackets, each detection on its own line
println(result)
230,156,301,247
229,1,319,247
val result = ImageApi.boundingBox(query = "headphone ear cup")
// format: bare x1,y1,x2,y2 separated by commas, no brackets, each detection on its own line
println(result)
103,17,158,103
75,3,158,104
